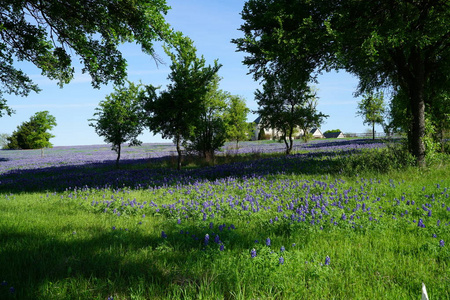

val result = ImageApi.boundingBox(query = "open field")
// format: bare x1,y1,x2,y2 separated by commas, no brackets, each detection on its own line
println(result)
0,139,449,299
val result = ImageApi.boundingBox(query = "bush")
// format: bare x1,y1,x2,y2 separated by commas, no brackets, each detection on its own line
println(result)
337,143,416,174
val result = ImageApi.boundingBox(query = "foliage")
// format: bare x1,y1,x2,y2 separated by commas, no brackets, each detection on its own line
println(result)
142,37,221,170
234,0,450,167
323,129,342,134
0,133,8,149
224,94,252,147
185,75,228,162
255,72,327,155
0,0,176,117
5,111,56,149
356,91,386,139
89,82,145,168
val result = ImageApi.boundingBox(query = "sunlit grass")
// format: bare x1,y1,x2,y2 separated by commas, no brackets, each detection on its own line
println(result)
0,141,449,299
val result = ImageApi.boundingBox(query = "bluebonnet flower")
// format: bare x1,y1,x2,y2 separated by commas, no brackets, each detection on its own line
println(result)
177,219,181,224
1,280,7,286
9,287,15,294
251,248,257,258
220,244,224,251
324,256,330,265
279,256,284,265
418,219,426,228
108,297,114,300
280,246,285,252
432,234,437,238
214,235,220,244
266,237,271,246
161,231,167,238
209,222,214,229
204,234,210,246
440,240,445,247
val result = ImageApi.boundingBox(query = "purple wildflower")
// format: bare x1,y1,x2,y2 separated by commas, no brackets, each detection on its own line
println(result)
220,244,224,251
161,231,167,238
440,240,445,247
418,219,426,228
324,255,330,265
9,287,15,294
279,256,285,265
280,246,285,252
214,235,220,244
177,218,181,224
204,234,210,246
432,234,437,238
251,248,257,258
266,237,271,246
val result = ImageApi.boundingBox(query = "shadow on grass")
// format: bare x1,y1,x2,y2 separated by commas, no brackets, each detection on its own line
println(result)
0,220,280,299
0,150,352,194
0,228,206,298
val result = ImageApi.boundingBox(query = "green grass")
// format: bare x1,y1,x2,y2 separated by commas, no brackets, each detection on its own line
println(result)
1,150,449,299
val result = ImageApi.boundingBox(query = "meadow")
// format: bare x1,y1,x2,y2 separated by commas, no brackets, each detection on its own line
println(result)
0,139,448,299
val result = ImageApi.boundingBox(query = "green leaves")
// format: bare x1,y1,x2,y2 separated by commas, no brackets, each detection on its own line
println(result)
89,81,146,166
5,111,56,149
0,0,177,116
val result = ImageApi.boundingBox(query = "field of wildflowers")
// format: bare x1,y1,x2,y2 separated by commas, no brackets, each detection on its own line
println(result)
0,139,448,299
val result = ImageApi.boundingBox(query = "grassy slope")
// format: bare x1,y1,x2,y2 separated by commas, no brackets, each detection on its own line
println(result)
0,148,449,299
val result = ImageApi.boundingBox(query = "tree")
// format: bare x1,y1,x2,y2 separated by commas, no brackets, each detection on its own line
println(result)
356,91,386,140
296,87,328,142
234,0,450,166
0,133,9,149
0,0,176,117
224,95,251,148
186,75,228,162
89,82,145,168
6,111,56,151
255,72,326,154
142,37,221,170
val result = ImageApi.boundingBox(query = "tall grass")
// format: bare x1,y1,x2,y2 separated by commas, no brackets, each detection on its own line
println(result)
0,142,449,299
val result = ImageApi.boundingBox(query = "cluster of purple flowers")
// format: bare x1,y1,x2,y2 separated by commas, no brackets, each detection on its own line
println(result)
0,280,14,294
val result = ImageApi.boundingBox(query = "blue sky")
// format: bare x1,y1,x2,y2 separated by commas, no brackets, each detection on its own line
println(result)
0,0,382,146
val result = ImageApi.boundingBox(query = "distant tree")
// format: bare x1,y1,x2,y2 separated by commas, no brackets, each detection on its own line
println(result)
224,94,251,148
0,0,177,118
296,87,328,142
186,75,227,162
255,71,326,154
142,37,221,170
6,111,57,152
356,91,386,140
324,129,342,134
0,133,10,149
89,82,145,168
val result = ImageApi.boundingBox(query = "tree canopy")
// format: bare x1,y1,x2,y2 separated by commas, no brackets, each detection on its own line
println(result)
142,37,221,170
89,82,146,168
0,0,176,117
234,0,450,166
5,110,56,149
356,92,386,140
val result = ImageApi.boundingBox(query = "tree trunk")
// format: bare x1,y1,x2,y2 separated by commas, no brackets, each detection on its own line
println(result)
176,136,182,171
372,122,375,140
116,144,121,168
283,136,290,155
408,79,426,167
